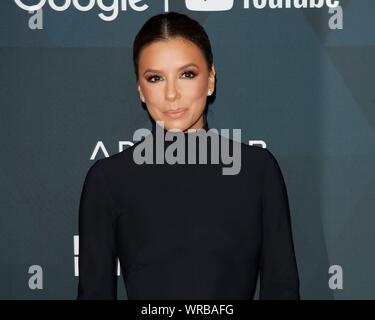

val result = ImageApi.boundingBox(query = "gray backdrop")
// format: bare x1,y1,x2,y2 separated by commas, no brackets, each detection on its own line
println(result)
1,0,374,299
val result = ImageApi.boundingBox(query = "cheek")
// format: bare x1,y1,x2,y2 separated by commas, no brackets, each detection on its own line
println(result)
142,85,163,104
181,77,208,100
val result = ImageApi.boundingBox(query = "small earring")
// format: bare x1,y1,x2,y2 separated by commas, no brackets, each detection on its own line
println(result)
208,90,212,96
141,97,145,103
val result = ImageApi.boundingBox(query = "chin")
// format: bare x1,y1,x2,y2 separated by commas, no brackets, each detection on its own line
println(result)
156,117,186,131
163,122,187,132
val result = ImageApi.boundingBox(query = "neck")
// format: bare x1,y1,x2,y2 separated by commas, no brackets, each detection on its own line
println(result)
148,115,216,164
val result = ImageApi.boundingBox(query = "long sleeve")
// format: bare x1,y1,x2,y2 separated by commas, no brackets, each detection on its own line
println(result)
76,159,118,300
259,149,300,300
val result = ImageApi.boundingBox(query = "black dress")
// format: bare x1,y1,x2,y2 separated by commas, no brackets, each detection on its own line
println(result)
77,120,300,300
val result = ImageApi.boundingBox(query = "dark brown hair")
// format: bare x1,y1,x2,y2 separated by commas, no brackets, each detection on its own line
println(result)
132,11,214,82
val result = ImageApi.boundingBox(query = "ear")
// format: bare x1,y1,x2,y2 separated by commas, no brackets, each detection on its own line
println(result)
138,84,145,103
208,64,216,93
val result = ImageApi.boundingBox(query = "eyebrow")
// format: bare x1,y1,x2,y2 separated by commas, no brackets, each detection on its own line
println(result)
143,63,199,75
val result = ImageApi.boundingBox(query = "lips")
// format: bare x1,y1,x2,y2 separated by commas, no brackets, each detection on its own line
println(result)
164,108,187,119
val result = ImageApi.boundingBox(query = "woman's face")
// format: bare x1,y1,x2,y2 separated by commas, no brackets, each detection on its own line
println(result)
137,37,215,132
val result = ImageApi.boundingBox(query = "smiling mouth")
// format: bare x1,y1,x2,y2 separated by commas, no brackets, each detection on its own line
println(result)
164,108,187,119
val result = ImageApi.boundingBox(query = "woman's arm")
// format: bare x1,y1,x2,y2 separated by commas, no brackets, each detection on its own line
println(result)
259,149,300,300
76,159,118,300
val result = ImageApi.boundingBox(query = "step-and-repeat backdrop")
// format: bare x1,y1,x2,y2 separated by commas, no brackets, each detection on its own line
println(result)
1,0,374,299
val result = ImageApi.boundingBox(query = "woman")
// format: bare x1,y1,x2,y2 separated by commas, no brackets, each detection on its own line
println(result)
77,12,300,300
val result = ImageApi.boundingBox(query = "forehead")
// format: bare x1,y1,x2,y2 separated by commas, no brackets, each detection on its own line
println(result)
138,37,206,69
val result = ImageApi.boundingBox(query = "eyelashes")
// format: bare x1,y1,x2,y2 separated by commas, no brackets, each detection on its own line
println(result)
146,70,198,83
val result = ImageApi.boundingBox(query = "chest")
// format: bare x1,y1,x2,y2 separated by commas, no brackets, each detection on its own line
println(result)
114,163,263,273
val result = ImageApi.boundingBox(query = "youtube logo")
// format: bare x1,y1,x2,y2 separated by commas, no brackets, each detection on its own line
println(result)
185,0,234,11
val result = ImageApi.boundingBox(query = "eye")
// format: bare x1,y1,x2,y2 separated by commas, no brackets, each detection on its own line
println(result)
145,70,197,83
181,70,197,79
146,74,162,83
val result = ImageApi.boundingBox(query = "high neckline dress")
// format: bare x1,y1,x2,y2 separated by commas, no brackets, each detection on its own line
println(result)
77,118,300,300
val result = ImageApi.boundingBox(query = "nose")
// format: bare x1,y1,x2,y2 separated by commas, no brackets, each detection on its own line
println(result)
165,79,180,102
